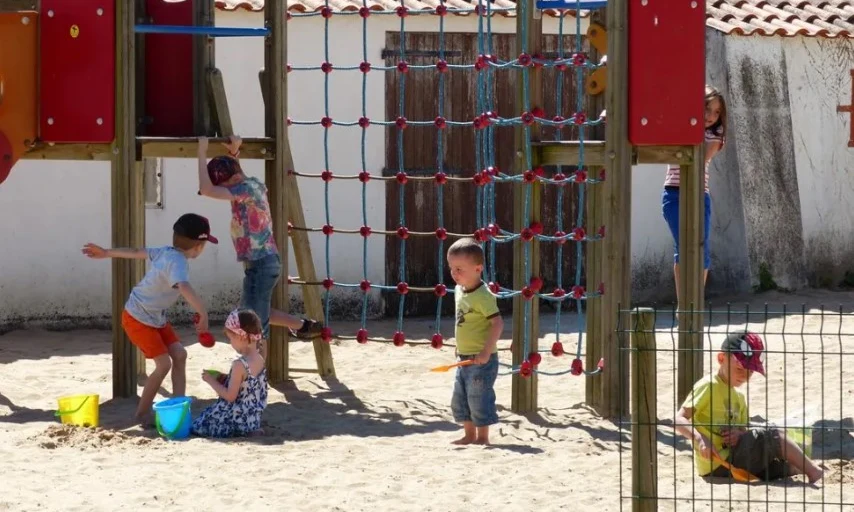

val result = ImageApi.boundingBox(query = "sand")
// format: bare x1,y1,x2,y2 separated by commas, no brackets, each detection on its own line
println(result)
1,289,852,512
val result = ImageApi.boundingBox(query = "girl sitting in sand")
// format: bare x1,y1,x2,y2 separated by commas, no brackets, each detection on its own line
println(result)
192,309,268,438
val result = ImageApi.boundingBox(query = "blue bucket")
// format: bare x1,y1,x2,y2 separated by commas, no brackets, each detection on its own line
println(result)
152,396,192,440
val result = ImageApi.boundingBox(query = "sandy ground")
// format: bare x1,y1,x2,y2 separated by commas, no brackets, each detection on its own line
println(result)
1,289,852,512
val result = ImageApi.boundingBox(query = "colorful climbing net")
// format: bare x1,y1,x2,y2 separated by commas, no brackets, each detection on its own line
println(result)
286,0,606,378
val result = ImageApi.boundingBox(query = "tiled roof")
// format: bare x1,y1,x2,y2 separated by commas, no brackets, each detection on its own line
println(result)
707,0,854,38
216,0,854,37
214,0,587,17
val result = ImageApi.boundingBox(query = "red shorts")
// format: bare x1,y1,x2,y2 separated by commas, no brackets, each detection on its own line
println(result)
121,310,179,359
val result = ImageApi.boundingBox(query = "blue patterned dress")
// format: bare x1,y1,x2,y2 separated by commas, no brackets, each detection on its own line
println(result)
192,357,268,438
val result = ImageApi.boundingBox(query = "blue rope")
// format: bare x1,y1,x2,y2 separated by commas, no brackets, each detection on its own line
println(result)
323,0,332,329
572,0,587,362
396,0,408,336
360,0,370,330
434,0,447,337
291,2,604,377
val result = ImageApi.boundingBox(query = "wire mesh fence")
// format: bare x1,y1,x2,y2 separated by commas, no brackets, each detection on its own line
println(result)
618,304,854,512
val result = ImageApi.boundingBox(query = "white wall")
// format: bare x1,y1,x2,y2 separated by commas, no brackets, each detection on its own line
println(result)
783,37,854,284
0,9,672,324
709,34,854,289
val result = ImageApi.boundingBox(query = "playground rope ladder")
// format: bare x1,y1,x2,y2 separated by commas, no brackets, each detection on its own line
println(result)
137,0,608,379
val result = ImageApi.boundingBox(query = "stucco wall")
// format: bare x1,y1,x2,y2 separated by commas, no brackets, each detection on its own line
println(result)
783,36,854,287
0,10,677,326
706,31,854,291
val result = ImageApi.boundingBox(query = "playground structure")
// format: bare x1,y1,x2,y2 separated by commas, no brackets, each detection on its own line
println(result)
0,0,708,423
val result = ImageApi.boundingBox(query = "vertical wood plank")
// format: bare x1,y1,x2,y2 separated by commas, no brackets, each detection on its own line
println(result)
193,0,214,136
631,308,658,512
134,0,148,379
585,10,607,410
511,0,542,413
264,0,288,383
601,0,631,419
677,145,704,404
286,174,336,377
112,0,139,398
207,68,233,137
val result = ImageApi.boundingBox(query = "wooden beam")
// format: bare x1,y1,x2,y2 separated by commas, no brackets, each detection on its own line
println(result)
635,145,695,165
585,165,604,409
138,137,275,159
631,307,658,512
600,0,631,419
533,141,695,168
21,143,113,161
533,141,606,167
288,368,322,374
286,163,336,378
0,0,37,12
676,144,705,404
134,0,148,379
585,9,607,411
207,68,234,137
264,0,289,383
193,0,215,136
111,0,142,399
511,0,542,414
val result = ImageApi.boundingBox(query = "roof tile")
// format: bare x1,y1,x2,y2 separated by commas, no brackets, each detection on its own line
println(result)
706,0,854,37
214,0,586,17
214,1,854,37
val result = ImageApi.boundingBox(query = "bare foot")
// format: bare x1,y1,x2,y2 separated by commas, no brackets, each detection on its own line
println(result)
473,438,490,445
134,412,156,429
807,466,824,484
451,436,475,445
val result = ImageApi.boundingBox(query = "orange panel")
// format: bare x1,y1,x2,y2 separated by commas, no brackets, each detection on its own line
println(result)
0,11,38,173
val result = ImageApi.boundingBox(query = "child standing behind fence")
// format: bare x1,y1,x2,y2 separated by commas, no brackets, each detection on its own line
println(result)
674,330,823,484
446,238,504,445
196,135,322,356
661,85,726,301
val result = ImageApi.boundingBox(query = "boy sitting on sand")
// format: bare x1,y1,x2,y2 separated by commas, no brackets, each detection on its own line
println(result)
446,238,504,445
674,330,823,483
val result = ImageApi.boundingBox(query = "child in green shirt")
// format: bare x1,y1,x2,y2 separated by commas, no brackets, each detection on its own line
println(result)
447,238,504,445
674,331,823,483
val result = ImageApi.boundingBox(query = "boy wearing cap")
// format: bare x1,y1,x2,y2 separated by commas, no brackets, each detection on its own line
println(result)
196,135,322,355
674,330,823,483
82,213,215,425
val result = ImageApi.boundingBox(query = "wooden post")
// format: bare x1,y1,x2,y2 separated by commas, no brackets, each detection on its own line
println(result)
511,0,543,413
112,0,143,398
631,307,658,512
193,0,215,136
600,0,631,419
676,144,705,404
584,10,607,411
258,75,335,379
207,68,233,137
585,165,604,409
263,0,289,383
133,0,148,379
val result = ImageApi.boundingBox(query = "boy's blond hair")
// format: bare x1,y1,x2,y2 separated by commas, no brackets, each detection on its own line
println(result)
447,237,484,265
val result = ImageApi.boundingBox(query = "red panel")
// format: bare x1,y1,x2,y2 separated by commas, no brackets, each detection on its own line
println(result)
628,0,705,146
144,0,195,137
39,1,115,143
